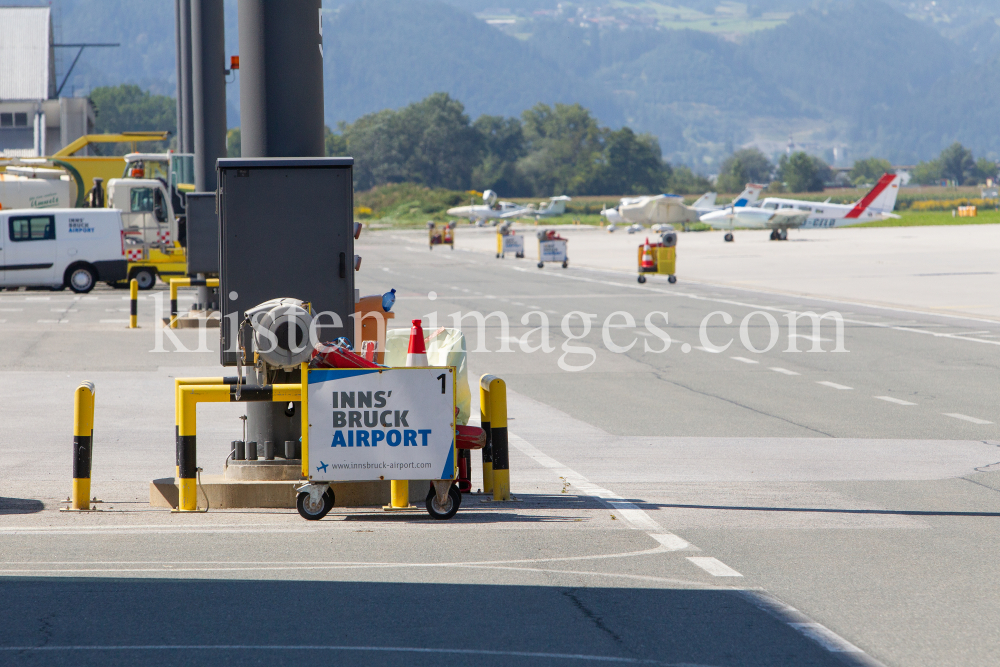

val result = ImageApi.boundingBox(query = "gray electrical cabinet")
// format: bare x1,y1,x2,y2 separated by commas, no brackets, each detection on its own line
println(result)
185,192,219,275
217,157,354,366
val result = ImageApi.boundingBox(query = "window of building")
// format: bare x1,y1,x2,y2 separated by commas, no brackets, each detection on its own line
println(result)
14,112,28,127
0,113,11,128
9,216,55,241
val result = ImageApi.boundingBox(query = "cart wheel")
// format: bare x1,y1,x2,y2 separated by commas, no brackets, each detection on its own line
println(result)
724,233,734,242
450,245,454,250
668,275,677,284
429,245,434,250
638,275,646,284
425,484,461,520
537,262,544,269
496,253,500,258
296,488,334,521
562,260,568,269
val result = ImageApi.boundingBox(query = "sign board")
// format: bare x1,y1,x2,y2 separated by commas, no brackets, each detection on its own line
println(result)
307,367,456,482
502,235,524,255
539,239,567,262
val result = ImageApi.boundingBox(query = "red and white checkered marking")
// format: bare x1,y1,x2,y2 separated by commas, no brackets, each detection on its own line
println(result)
125,248,144,262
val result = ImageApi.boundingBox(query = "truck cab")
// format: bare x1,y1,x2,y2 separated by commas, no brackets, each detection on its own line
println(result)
106,153,193,289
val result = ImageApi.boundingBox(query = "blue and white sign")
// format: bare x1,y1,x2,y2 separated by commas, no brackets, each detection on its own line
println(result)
502,234,524,255
307,367,456,482
539,239,567,263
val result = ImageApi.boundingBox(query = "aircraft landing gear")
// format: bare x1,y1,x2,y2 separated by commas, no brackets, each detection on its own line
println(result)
724,233,734,242
779,229,788,241
769,230,779,241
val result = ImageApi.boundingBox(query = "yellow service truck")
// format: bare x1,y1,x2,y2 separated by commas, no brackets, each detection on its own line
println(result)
106,153,194,289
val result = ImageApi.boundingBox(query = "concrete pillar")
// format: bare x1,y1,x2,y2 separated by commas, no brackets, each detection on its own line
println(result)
191,0,227,192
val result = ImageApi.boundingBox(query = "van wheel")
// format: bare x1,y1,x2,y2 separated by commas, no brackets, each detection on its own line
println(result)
66,265,96,294
130,268,156,290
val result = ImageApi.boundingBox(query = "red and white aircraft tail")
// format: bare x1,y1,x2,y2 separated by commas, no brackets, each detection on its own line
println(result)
845,173,902,219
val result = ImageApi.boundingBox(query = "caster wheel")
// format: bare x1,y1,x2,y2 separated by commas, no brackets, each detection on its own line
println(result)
724,233,734,242
637,275,646,284
769,230,778,241
537,262,544,269
426,484,461,520
296,488,334,520
496,253,500,258
562,260,568,269
429,245,434,251
668,275,677,284
779,230,788,241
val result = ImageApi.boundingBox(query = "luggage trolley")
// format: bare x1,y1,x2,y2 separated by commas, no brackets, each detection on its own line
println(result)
496,222,524,259
297,364,463,520
537,230,569,269
428,221,455,250
637,230,677,284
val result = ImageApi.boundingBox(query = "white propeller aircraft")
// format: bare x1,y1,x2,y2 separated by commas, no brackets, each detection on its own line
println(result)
501,195,571,220
602,183,764,233
446,190,527,226
701,173,902,242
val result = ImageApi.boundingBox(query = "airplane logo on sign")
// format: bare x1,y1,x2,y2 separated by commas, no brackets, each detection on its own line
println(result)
316,461,328,473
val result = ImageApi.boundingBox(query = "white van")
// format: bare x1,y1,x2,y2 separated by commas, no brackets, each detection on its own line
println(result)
0,208,127,293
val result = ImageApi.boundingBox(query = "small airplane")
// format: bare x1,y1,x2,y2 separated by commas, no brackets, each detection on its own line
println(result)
447,190,526,226
603,184,763,233
701,173,902,242
501,195,571,219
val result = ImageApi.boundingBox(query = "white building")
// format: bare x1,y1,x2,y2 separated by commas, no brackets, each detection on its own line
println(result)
0,7,95,157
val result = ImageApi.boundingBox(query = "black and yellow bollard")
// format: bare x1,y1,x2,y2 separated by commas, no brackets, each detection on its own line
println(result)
481,375,510,501
170,277,220,328
71,382,95,510
128,278,138,328
479,375,493,494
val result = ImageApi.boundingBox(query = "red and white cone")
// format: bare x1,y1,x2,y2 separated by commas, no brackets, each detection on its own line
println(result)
406,319,428,366
641,238,654,271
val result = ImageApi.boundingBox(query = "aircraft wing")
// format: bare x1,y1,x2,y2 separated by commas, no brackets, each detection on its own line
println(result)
768,209,810,228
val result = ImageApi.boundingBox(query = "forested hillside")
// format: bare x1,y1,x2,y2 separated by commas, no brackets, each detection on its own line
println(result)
4,0,998,170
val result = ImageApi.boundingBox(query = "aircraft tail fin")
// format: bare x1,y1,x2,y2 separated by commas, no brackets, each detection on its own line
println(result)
845,173,901,218
732,183,764,207
692,192,717,209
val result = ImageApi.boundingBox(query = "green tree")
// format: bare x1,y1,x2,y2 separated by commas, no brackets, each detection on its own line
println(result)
472,115,527,195
517,103,605,196
584,127,668,195
667,165,713,195
89,84,176,154
716,148,772,193
325,125,348,157
910,159,942,185
344,93,481,191
849,157,893,186
938,142,976,185
226,128,241,157
975,157,998,183
778,152,831,192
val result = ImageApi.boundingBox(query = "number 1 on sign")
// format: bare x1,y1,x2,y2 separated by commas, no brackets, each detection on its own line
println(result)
437,373,446,394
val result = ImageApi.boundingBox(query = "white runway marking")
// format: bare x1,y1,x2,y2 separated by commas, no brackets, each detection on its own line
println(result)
770,367,800,375
686,557,743,577
875,396,916,406
24,296,51,301
943,413,993,425
36,319,68,324
649,533,690,551
817,381,852,390
100,319,130,324
731,356,759,364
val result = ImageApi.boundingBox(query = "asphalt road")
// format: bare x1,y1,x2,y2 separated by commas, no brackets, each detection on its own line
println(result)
0,228,998,666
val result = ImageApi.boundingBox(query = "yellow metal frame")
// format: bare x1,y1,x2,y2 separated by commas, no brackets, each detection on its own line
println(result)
52,132,171,158
168,277,220,328
637,245,676,276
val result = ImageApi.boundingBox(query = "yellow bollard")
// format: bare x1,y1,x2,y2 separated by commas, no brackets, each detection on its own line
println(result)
479,375,493,494
129,279,138,328
484,376,510,501
390,480,410,508
71,382,96,510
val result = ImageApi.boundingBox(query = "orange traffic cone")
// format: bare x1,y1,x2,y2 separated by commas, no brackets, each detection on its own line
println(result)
406,319,428,366
443,226,453,243
641,238,654,271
